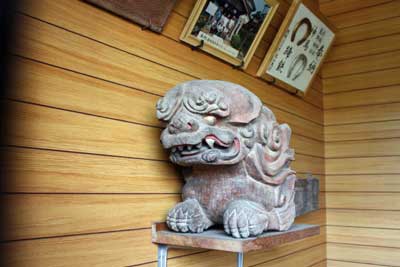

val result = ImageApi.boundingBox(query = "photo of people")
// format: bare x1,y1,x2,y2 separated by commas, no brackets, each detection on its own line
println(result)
191,0,271,60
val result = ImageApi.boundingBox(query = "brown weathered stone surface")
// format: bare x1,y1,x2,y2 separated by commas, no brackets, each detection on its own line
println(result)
294,175,319,217
157,80,301,238
152,222,320,252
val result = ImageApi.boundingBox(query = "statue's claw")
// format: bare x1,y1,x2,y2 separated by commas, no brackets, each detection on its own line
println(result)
166,198,213,233
223,200,269,238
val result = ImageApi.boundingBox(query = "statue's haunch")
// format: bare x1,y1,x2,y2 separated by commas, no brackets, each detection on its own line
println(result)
157,80,296,238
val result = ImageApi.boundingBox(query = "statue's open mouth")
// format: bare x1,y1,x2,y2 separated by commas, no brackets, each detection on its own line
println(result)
170,134,240,163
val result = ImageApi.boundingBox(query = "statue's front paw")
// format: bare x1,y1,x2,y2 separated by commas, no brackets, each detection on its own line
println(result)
223,200,269,238
167,199,213,233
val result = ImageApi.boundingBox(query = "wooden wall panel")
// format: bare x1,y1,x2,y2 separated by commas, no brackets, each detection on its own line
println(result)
4,101,323,174
322,50,400,78
173,0,196,17
327,260,383,267
325,138,400,158
17,0,323,123
10,57,162,127
324,85,400,109
325,120,400,142
319,0,391,17
325,102,400,125
324,174,400,192
326,209,400,229
327,226,400,248
325,34,400,63
249,244,325,267
1,229,200,267
321,1,400,267
5,101,166,160
137,243,326,267
293,154,325,175
327,243,400,266
332,16,400,46
323,68,400,94
2,194,179,240
325,1,400,29
4,0,325,266
325,192,400,210
8,58,323,146
325,156,400,175
2,147,182,194
295,209,326,226
3,191,325,242
244,227,326,266
271,107,324,141
313,261,328,267
2,146,323,194
12,14,193,97
313,75,323,93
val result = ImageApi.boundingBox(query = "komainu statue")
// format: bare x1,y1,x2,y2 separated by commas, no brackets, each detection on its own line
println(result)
157,80,296,238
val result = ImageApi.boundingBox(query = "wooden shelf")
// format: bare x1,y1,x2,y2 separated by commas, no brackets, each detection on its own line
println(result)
152,222,320,253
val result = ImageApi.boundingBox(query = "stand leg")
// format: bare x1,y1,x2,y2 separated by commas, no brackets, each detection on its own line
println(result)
237,252,244,267
157,245,168,267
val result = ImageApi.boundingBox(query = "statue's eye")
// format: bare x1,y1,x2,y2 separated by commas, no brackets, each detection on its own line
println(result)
204,115,216,126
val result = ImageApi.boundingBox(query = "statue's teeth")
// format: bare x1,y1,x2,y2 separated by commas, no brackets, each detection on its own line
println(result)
196,143,202,148
187,145,192,150
171,147,177,152
178,145,184,151
205,138,215,148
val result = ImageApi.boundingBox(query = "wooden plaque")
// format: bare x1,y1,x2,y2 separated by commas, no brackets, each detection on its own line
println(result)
257,0,335,95
84,0,177,33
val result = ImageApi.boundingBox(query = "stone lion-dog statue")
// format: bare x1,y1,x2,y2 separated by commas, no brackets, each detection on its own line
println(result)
156,80,296,238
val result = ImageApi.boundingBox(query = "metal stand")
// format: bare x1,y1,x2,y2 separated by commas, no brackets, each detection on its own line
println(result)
191,40,204,51
232,60,244,69
157,244,244,267
157,245,168,267
237,252,244,267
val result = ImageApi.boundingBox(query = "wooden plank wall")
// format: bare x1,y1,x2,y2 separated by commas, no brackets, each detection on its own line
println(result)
2,0,325,266
320,1,400,267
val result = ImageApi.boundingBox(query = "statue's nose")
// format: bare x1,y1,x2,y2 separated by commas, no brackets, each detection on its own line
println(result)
168,117,199,134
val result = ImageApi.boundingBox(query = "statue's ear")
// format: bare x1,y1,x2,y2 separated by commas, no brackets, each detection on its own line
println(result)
156,85,184,122
217,85,262,124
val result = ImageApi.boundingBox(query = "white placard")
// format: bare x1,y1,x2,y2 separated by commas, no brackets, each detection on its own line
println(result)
266,3,334,92
197,31,239,58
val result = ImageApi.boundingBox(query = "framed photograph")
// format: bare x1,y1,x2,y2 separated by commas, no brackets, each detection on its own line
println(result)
180,0,280,69
257,0,335,94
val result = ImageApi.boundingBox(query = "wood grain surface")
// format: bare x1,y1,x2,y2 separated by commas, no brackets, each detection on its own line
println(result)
321,1,400,266
4,0,325,266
